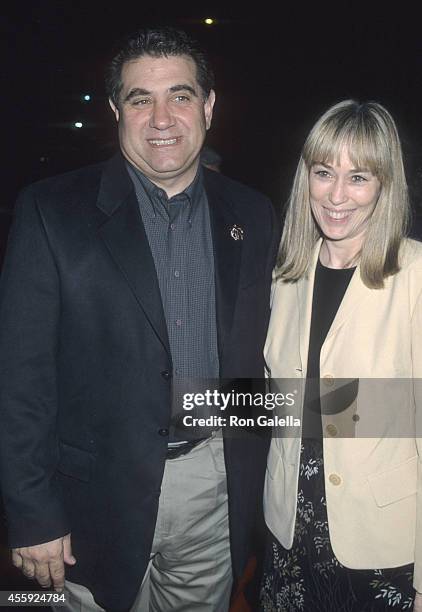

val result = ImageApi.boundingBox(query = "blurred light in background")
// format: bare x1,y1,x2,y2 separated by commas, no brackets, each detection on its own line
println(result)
74,122,83,128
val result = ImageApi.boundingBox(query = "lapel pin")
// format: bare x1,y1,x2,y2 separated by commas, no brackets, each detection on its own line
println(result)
230,225,244,241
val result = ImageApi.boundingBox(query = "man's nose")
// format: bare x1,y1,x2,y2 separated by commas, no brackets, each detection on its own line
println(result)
329,178,348,205
149,101,175,130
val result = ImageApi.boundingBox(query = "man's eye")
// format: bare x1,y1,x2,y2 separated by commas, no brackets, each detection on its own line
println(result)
132,98,151,106
173,95,190,102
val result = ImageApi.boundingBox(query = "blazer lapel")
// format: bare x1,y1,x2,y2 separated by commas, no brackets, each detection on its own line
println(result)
297,240,321,375
96,155,170,356
324,263,370,342
204,171,243,362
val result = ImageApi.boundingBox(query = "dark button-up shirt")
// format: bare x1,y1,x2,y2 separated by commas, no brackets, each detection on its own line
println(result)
127,162,219,441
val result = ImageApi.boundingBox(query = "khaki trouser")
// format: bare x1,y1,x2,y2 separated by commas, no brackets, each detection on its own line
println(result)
54,434,232,612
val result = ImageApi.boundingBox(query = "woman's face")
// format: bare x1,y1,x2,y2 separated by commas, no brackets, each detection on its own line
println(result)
309,147,381,249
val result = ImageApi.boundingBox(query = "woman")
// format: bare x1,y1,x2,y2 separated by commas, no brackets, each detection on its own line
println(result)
261,100,422,611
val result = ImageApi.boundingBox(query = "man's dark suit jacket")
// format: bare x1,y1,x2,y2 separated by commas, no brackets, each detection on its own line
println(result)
0,154,279,610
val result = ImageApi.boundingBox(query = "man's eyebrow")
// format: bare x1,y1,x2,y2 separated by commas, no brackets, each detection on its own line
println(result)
124,84,198,104
124,88,151,103
169,84,198,97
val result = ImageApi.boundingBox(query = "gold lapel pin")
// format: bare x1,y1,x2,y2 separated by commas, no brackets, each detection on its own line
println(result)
230,225,244,241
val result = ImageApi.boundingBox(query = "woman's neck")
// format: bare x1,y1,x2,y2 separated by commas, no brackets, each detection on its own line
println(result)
319,237,362,269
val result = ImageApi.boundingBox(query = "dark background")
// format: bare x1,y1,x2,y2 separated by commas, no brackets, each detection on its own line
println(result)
1,0,422,600
2,2,422,216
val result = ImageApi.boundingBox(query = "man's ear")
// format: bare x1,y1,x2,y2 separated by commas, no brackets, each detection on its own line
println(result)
109,98,120,122
204,90,216,131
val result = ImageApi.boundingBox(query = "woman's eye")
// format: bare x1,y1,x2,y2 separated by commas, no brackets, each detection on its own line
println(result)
351,175,367,183
314,170,331,178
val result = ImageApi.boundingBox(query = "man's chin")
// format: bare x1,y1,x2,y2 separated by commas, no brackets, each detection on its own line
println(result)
145,160,199,183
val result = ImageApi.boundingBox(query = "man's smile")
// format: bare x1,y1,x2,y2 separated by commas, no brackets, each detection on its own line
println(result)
148,137,182,147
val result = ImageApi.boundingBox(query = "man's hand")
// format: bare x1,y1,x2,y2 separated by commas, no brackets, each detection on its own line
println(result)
414,592,422,612
12,533,76,591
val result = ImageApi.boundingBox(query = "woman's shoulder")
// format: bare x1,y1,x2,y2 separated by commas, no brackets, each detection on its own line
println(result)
269,271,300,307
399,238,422,269
398,240,422,307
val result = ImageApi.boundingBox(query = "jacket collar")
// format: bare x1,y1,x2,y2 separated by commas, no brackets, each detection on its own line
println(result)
96,153,133,217
96,153,171,357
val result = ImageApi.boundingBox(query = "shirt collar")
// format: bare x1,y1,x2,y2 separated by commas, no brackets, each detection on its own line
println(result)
126,161,204,222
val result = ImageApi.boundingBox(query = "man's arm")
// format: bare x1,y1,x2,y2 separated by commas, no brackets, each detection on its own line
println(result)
0,187,71,578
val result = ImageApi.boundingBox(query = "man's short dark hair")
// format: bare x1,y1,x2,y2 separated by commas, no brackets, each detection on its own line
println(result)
106,26,215,107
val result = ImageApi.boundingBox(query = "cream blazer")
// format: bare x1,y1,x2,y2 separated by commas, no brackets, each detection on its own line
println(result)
263,238,422,591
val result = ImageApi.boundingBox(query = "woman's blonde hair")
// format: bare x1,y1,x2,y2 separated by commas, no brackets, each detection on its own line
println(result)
276,100,410,288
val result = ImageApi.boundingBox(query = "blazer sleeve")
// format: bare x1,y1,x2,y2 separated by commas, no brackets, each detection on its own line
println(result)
412,287,422,592
0,188,70,547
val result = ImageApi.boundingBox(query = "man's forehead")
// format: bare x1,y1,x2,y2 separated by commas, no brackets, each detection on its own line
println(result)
121,54,198,91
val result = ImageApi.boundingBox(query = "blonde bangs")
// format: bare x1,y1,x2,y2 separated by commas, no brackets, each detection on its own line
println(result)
303,109,392,184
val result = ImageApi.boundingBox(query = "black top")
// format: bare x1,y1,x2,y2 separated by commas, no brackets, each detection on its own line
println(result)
302,259,355,439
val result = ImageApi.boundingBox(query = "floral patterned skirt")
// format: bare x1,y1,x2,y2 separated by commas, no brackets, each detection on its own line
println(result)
260,439,415,612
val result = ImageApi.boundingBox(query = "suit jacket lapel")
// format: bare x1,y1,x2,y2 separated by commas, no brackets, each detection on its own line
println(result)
204,170,243,362
96,155,170,356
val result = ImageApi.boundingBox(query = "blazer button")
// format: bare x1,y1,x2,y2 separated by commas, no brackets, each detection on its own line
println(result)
161,370,172,380
158,428,169,437
323,374,335,387
325,424,338,437
328,473,342,486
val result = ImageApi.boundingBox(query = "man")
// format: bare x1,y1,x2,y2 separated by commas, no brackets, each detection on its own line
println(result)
0,27,278,611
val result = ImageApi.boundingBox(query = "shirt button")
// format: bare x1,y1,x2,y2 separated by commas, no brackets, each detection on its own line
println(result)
328,473,342,486
176,319,182,327
161,370,172,380
158,428,169,437
325,424,338,437
174,270,180,278
352,414,360,422
323,374,335,387
170,223,175,230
